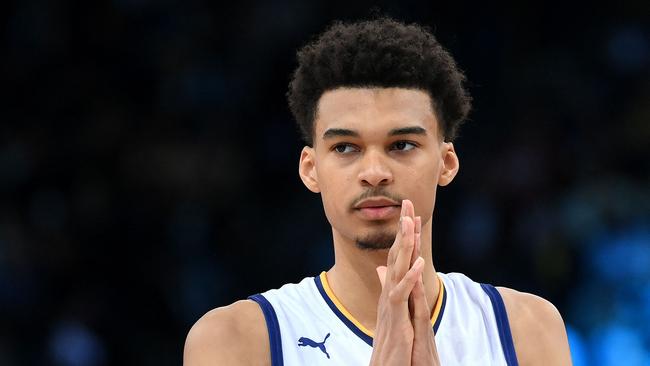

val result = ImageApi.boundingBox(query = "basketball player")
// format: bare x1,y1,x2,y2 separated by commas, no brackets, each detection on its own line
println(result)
184,17,572,365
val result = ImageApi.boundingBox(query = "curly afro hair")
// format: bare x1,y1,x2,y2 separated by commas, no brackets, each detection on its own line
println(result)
288,17,471,146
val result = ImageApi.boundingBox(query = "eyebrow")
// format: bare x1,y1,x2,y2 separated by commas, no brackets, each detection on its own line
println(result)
388,126,427,136
322,128,360,139
322,126,427,139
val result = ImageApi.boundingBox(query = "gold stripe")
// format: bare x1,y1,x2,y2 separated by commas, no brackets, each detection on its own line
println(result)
320,272,374,336
430,275,445,328
320,271,446,337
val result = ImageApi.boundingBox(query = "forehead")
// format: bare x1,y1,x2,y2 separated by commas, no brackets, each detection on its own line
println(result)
314,87,439,140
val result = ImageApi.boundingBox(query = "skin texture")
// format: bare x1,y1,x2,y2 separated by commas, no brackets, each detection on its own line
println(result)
183,87,572,365
371,201,440,365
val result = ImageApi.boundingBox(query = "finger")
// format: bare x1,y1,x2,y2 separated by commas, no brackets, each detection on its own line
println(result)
411,272,434,338
387,203,408,266
386,217,403,267
402,199,415,219
402,200,417,268
389,256,424,303
415,216,421,256
410,216,422,267
392,216,414,282
376,266,387,289
410,273,441,366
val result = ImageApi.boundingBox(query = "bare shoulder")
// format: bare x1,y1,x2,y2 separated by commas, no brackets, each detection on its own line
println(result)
496,287,572,366
183,300,270,366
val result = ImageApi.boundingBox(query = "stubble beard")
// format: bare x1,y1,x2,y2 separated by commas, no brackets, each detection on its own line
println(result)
355,229,397,251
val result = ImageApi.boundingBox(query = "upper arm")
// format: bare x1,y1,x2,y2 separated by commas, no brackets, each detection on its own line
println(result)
497,287,572,366
183,300,270,366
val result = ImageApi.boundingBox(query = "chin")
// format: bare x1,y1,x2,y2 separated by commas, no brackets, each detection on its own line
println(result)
354,229,396,251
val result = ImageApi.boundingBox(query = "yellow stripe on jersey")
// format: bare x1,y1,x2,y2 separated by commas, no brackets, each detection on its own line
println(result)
319,272,374,337
431,275,445,331
319,271,446,337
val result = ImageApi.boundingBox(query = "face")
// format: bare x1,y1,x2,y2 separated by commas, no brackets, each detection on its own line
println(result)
299,87,459,250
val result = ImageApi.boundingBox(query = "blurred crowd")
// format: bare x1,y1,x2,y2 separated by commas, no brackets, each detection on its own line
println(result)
1,0,649,365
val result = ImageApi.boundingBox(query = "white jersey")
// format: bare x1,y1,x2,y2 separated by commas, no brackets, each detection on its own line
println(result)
249,272,518,366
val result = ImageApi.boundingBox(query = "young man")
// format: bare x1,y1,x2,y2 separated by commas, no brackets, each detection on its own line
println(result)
184,18,572,365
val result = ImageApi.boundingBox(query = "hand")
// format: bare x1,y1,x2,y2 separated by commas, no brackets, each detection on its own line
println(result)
409,215,441,366
370,200,424,366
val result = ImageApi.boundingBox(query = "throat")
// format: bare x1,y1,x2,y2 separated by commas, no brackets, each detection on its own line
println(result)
319,269,382,335
323,252,441,336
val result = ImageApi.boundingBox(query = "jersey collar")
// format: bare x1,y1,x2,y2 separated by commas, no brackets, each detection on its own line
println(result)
314,271,447,347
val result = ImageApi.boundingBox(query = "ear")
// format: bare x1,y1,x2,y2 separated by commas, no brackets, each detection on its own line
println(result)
298,146,320,193
438,142,459,186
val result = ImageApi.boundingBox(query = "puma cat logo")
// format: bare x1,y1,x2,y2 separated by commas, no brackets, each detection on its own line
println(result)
298,333,331,359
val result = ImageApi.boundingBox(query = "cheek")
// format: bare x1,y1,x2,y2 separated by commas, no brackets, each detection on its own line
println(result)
316,165,354,220
412,175,436,201
408,162,440,215
409,155,439,183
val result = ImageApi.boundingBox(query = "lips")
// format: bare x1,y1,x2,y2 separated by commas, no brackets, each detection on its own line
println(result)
354,197,401,220
356,205,400,220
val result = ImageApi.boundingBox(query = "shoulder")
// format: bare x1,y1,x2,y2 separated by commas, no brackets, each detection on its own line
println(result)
183,300,270,366
496,287,572,366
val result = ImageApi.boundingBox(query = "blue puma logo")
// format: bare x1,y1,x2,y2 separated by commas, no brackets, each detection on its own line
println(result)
298,333,331,359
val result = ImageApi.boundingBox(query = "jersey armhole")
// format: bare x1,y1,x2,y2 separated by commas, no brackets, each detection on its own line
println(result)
248,294,284,366
480,284,519,366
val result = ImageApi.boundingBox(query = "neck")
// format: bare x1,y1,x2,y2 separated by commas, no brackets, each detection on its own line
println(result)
325,218,439,334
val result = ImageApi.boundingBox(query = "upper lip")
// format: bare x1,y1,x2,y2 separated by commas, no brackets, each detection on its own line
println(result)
354,197,400,209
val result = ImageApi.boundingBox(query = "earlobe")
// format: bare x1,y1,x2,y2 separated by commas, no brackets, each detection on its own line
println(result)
298,147,320,193
438,142,459,187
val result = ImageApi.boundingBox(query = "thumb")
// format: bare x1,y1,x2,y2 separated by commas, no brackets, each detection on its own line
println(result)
376,266,387,289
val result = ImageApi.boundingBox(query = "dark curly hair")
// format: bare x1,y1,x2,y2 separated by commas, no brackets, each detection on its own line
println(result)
287,17,471,146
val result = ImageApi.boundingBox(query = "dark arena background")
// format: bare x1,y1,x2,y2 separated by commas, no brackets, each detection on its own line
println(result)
2,1,649,365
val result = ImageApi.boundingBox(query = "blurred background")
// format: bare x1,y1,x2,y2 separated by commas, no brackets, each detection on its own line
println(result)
2,0,649,364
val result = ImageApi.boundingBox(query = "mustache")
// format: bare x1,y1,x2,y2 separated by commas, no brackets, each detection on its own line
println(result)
350,188,403,209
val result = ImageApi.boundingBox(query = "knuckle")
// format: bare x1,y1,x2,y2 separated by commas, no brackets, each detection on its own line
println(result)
388,289,401,303
401,238,413,249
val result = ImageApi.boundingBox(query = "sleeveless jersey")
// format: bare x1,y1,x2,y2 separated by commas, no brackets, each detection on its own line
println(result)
249,272,518,365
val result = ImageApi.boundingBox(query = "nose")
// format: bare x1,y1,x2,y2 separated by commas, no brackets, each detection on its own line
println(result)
357,149,394,187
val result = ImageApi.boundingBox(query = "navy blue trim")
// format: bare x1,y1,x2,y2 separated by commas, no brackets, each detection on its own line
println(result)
314,276,374,347
480,284,519,366
315,275,448,346
432,284,447,334
248,294,284,366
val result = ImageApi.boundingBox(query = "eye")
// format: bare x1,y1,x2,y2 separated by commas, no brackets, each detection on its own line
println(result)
391,141,417,151
332,143,359,154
